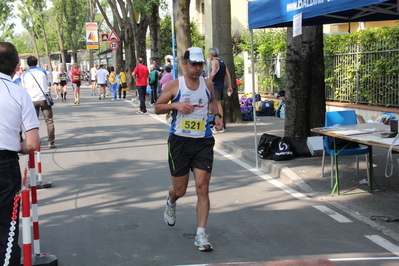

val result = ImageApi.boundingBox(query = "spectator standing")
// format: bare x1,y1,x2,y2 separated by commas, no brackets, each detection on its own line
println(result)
208,47,233,133
0,42,40,266
154,47,223,252
109,66,118,101
22,56,56,148
18,66,25,76
149,64,159,106
164,57,173,70
132,58,149,114
118,68,127,99
44,64,52,92
160,65,173,91
152,59,164,96
69,62,83,104
96,65,109,99
90,63,98,95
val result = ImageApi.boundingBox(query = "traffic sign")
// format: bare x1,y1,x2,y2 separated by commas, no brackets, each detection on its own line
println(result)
109,41,119,50
101,33,109,42
108,30,120,41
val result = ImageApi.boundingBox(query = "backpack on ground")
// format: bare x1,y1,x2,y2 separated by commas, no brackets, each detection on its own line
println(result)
242,108,253,121
256,100,275,116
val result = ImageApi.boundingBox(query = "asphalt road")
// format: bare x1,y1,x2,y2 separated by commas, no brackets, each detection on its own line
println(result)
24,86,399,266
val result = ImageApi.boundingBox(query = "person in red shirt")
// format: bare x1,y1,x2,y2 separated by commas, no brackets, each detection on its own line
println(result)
132,58,150,114
69,62,83,104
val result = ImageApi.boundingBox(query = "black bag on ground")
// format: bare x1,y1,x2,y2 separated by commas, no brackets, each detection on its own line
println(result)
256,101,275,116
272,137,295,161
257,133,281,159
291,138,312,157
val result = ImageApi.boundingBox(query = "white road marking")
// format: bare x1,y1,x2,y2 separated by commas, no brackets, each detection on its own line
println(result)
147,106,399,266
215,147,310,200
365,235,399,257
330,257,399,262
313,205,353,223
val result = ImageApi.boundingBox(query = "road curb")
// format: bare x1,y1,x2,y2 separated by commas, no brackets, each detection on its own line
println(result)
215,139,315,194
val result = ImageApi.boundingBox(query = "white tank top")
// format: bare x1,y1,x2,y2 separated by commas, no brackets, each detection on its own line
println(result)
169,76,212,138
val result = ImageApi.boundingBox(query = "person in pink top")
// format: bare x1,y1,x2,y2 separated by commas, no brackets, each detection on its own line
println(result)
160,65,173,91
132,58,150,114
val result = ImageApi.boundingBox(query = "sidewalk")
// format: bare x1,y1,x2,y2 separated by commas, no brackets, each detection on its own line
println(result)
211,116,399,242
136,95,399,241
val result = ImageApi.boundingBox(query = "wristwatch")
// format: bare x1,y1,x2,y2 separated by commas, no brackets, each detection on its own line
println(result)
214,113,222,119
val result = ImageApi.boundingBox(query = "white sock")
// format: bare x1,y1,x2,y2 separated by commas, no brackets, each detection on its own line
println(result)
196,227,205,235
167,199,176,207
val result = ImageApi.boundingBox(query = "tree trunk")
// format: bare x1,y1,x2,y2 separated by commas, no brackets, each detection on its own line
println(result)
173,0,191,76
211,0,242,123
55,19,66,69
284,25,326,138
149,2,161,63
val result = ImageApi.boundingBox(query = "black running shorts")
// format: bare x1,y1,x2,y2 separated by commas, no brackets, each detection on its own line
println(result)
214,88,223,101
167,135,215,177
72,81,81,87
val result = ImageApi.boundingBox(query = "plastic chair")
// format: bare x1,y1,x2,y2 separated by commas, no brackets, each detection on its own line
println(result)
321,110,370,194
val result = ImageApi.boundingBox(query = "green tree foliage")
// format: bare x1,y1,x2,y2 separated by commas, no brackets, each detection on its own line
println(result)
190,21,204,49
11,32,34,53
0,1,15,41
62,0,88,61
160,15,172,60
239,28,287,93
239,28,287,59
324,26,399,106
160,15,204,62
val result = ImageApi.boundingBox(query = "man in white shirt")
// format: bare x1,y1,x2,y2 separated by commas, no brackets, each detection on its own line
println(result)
52,65,60,99
95,64,109,99
90,63,98,95
22,56,56,148
0,41,40,266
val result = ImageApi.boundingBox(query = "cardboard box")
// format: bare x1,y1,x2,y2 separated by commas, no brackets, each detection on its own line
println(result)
307,136,324,156
369,113,391,124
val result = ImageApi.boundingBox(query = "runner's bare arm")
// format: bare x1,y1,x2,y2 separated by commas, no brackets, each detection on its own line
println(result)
205,79,223,129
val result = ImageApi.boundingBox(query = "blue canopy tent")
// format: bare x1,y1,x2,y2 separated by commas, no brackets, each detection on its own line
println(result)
249,0,399,29
247,0,399,167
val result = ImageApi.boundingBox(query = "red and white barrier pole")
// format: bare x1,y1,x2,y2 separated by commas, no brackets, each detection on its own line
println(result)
21,156,32,266
35,146,52,189
36,146,43,183
29,153,40,256
22,189,32,266
26,152,58,266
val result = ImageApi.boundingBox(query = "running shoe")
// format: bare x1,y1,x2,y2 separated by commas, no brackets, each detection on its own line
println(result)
74,100,78,104
77,100,80,104
136,110,143,114
99,96,102,100
194,233,213,251
164,197,176,226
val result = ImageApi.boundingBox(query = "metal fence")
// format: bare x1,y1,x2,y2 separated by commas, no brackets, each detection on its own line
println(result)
254,44,399,107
